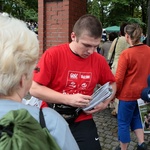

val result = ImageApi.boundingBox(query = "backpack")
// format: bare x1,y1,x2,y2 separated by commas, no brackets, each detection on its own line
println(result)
0,108,61,150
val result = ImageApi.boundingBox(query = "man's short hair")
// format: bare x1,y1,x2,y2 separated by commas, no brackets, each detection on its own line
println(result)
73,14,102,39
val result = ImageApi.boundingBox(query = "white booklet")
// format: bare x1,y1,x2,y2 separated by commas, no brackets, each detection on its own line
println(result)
82,82,113,111
22,96,42,108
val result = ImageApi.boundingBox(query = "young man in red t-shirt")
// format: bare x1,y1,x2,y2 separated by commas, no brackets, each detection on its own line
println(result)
30,14,116,150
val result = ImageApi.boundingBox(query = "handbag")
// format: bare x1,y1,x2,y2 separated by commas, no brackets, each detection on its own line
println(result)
47,103,82,124
108,37,119,69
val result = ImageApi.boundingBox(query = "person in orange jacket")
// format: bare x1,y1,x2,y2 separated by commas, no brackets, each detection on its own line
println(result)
115,24,149,150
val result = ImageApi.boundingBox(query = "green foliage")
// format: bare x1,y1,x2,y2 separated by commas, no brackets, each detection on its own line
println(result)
24,9,38,21
1,0,149,33
88,0,100,20
126,17,145,26
1,0,38,21
87,0,148,32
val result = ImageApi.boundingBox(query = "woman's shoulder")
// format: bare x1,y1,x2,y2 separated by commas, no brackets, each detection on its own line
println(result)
1,100,67,127
25,105,68,128
42,107,67,125
0,100,64,124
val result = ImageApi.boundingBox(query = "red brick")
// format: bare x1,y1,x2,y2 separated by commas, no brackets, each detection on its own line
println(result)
38,0,86,53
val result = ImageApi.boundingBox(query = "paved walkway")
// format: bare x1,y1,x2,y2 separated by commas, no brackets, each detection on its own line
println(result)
93,108,150,150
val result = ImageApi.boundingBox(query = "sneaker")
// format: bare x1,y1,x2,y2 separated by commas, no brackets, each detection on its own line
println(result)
115,145,121,150
137,142,147,150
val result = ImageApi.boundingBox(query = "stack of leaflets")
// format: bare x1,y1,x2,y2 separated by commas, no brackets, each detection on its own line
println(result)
83,82,113,111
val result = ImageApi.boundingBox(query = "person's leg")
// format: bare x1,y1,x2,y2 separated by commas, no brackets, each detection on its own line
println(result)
115,98,119,114
111,63,118,115
130,102,147,149
69,119,101,150
117,101,137,150
134,129,144,144
120,142,128,150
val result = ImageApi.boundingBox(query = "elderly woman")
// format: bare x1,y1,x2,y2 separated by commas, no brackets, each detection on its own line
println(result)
0,13,79,150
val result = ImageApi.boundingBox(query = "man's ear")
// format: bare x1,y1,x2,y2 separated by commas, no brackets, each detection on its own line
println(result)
71,32,76,41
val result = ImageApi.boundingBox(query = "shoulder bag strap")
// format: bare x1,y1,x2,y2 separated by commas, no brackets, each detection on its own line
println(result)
39,108,46,128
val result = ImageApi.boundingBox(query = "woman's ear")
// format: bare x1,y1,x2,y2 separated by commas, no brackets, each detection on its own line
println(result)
20,74,26,88
126,33,130,39
125,33,132,45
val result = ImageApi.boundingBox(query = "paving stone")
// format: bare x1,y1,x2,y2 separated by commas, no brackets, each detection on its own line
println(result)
93,108,150,150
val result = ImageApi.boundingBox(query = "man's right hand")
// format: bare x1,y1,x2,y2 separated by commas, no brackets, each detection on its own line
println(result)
65,93,92,108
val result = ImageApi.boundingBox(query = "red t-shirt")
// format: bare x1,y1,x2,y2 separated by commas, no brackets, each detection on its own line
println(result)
33,43,115,122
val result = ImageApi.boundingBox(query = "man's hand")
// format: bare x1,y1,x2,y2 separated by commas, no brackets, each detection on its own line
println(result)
65,93,92,108
83,82,116,114
84,102,108,114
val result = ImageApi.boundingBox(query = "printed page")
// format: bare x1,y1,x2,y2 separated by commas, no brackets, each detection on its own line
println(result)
83,82,112,111
138,99,150,133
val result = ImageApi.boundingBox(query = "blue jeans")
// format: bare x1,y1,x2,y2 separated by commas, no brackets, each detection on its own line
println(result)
118,100,142,143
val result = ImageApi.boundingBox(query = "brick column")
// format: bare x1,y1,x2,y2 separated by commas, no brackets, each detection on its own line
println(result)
38,0,45,56
38,0,87,53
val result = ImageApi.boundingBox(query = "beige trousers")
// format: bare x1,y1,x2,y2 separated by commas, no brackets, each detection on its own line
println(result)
111,61,119,114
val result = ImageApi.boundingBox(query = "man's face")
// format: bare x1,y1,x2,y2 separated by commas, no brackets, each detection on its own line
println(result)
71,32,101,58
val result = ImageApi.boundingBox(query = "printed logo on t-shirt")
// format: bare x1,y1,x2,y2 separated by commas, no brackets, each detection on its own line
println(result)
63,71,92,94
34,66,40,73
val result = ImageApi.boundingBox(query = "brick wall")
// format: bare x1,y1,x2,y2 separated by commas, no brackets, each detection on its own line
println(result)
38,0,87,54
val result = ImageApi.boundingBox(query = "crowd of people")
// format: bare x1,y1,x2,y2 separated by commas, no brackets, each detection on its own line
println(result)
99,22,150,150
0,12,150,150
26,21,38,34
